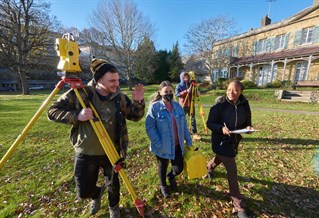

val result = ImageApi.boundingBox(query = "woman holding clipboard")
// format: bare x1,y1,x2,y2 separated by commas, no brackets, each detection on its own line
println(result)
206,80,253,218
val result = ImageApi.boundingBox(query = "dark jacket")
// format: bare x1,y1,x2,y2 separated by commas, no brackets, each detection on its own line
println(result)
206,95,251,157
47,86,145,157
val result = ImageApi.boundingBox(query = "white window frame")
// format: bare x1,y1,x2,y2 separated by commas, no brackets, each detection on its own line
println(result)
256,64,278,86
256,39,266,54
212,69,219,81
232,46,238,57
220,68,229,79
275,34,286,50
300,27,313,45
294,62,308,81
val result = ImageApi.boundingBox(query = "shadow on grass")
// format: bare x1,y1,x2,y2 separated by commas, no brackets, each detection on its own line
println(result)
128,170,319,217
238,173,319,217
197,136,319,148
198,137,212,143
31,168,318,217
117,203,171,218
144,183,226,218
243,137,319,147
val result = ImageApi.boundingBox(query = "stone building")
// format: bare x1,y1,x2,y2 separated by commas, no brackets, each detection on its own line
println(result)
212,0,319,86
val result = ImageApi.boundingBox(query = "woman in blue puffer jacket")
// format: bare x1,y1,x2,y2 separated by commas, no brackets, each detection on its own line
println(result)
206,80,253,218
146,81,192,198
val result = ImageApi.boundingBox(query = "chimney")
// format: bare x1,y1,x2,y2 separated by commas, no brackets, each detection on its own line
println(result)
261,15,271,27
314,0,319,6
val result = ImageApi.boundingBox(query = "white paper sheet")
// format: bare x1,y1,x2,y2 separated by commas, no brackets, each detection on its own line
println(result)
229,129,259,134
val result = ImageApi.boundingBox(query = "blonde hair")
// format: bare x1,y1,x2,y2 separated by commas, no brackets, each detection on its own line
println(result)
150,81,174,103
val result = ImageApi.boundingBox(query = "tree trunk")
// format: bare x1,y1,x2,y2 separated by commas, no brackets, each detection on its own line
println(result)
205,61,214,85
127,77,132,90
18,66,30,95
126,70,133,90
208,66,214,85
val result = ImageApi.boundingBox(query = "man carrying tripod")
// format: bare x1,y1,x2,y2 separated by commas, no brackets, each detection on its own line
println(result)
48,58,145,217
175,71,201,140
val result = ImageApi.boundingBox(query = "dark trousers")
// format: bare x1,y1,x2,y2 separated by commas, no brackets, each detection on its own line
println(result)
156,145,183,186
74,153,120,207
183,106,197,134
207,154,246,211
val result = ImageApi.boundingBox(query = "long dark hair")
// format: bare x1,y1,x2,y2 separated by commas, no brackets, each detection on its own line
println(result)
150,81,174,103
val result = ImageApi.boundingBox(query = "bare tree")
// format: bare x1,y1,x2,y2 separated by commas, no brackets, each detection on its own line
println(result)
0,0,58,94
89,0,155,89
79,27,118,67
184,15,237,84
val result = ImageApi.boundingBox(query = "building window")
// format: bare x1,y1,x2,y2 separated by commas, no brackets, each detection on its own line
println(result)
300,27,313,45
212,69,219,81
275,34,286,50
232,46,238,57
237,70,243,78
256,39,266,54
220,68,229,78
256,64,278,86
294,62,308,81
224,48,231,57
216,46,238,58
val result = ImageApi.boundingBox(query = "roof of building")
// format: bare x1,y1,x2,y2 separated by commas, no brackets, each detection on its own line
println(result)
215,4,319,46
231,45,319,65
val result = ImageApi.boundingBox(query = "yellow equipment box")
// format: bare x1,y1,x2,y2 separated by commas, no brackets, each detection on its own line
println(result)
183,147,207,179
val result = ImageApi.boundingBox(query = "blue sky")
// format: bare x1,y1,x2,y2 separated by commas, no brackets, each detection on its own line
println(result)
49,0,314,52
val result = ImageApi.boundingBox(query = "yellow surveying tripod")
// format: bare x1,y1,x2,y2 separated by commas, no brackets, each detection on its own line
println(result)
0,33,144,216
182,71,208,134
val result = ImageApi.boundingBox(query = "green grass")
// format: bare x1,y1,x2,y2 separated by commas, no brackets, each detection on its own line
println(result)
0,87,318,217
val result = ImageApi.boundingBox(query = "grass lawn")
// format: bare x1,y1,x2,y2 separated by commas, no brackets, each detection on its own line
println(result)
0,86,318,217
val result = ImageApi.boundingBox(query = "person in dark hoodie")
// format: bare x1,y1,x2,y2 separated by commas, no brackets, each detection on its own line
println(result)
206,80,252,218
47,58,145,217
175,71,201,140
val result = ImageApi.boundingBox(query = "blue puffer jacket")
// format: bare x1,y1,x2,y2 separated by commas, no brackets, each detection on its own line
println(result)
145,100,192,159
175,72,192,107
206,95,252,157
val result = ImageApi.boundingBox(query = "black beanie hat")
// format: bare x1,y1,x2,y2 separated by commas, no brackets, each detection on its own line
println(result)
90,58,117,82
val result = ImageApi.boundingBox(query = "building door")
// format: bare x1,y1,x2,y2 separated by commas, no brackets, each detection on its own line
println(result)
294,62,308,81
212,69,219,82
257,65,271,86
256,64,278,86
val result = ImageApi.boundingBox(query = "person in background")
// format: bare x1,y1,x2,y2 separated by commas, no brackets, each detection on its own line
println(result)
175,71,201,140
145,81,192,198
47,58,145,217
206,80,253,218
